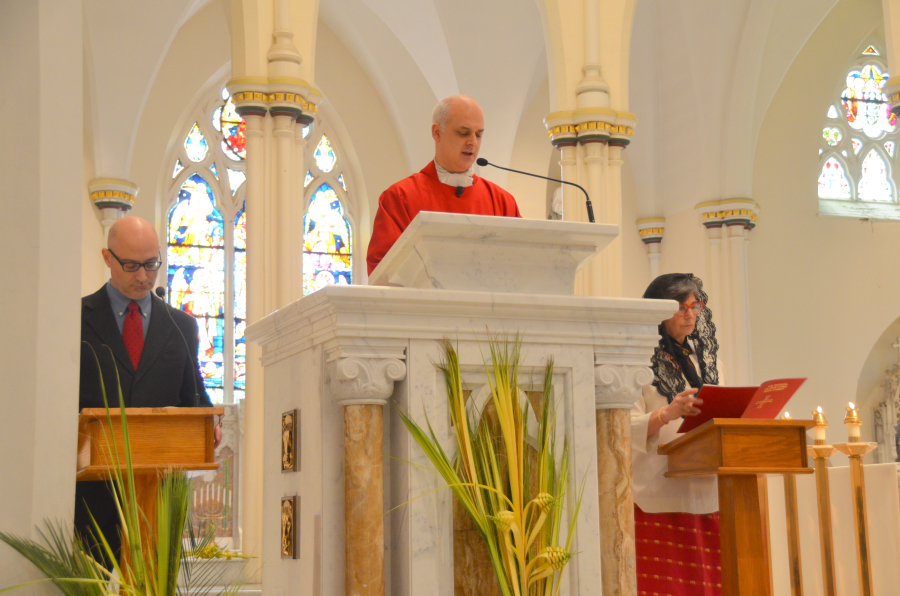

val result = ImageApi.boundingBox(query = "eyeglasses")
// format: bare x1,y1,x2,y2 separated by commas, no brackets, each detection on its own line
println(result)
676,302,705,316
108,249,162,272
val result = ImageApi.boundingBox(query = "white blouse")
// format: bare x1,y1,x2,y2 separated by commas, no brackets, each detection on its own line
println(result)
630,346,722,514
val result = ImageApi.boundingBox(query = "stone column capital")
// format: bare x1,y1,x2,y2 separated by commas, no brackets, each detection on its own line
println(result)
327,352,407,407
595,364,653,410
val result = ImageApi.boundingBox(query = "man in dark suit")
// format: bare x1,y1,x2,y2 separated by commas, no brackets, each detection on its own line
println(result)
75,216,217,564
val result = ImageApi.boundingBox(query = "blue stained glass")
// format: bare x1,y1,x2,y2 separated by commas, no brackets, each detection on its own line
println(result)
227,168,246,195
167,173,226,392
185,123,209,162
304,171,313,188
338,173,346,190
233,207,246,391
173,160,184,178
314,135,336,173
303,183,351,295
209,163,218,179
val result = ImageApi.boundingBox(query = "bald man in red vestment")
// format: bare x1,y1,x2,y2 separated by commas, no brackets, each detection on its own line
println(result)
366,95,521,275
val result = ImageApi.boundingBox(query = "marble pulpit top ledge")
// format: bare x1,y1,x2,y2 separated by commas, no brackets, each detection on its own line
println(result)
368,212,619,295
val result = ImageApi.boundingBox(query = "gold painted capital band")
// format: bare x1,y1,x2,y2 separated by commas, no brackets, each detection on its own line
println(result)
89,190,136,202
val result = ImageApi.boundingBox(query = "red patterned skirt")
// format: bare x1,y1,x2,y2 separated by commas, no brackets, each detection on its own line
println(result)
634,504,722,596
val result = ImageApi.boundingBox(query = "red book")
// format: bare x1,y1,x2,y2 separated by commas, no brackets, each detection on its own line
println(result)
676,378,807,433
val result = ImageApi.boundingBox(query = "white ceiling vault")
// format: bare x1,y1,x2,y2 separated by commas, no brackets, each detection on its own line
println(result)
627,0,844,217
83,0,870,214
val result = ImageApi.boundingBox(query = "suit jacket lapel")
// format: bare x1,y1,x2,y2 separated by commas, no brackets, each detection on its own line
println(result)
136,293,175,382
84,287,135,375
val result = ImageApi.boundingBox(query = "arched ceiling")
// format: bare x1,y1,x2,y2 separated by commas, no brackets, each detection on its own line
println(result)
627,0,842,217
84,0,214,179
313,0,548,183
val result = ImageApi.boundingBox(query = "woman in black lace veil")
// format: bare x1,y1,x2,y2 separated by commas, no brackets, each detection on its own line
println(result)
631,273,723,596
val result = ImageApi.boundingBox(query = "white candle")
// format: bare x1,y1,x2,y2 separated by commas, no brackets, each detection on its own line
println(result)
812,407,828,444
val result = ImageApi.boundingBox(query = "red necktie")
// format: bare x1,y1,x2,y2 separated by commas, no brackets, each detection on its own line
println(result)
123,301,144,370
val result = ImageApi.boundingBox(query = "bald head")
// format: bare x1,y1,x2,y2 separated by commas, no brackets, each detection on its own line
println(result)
103,217,162,300
432,95,484,173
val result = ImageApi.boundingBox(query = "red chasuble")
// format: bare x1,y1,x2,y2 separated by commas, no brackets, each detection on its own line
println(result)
366,161,521,274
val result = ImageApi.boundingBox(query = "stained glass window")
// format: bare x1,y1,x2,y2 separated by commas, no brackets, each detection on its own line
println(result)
304,171,313,188
213,92,246,161
858,149,892,201
827,105,839,119
301,125,310,139
185,123,209,162
886,141,895,157
338,173,347,191
823,127,842,146
227,168,246,195
303,183,351,295
173,160,184,178
851,138,862,154
314,135,336,173
166,87,249,404
863,45,879,56
818,158,852,199
233,207,246,400
841,64,896,139
167,174,226,394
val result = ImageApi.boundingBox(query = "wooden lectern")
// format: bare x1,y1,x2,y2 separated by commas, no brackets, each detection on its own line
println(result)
77,407,222,553
658,419,814,595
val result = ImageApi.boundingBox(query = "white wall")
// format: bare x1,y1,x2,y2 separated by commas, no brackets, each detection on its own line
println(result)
0,0,83,585
751,0,894,456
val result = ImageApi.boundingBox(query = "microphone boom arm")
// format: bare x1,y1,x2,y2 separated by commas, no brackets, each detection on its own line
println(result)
477,158,595,223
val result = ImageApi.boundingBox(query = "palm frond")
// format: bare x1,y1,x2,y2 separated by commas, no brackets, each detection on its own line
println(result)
397,335,579,596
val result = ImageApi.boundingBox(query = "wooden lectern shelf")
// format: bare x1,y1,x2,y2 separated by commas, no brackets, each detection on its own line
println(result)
77,407,222,481
658,418,814,596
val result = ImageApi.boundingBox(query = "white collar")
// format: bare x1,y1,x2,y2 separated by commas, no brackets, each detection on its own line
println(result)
434,160,475,188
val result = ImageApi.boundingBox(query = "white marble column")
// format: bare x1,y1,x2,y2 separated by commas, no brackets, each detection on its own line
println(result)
327,351,407,596
594,362,653,596
87,178,138,241
694,200,759,385
635,218,664,283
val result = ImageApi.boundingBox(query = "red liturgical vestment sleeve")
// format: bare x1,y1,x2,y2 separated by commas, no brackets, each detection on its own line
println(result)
366,161,521,275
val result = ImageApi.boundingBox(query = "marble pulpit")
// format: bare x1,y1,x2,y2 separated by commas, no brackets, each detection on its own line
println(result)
245,212,676,596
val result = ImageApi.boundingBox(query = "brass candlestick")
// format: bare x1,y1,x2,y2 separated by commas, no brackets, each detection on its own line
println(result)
808,407,836,596
833,436,877,596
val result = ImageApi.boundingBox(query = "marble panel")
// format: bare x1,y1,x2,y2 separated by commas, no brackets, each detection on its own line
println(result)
368,212,619,296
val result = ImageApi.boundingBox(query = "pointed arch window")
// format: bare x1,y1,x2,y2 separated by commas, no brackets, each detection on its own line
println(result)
303,129,355,295
165,88,247,403
818,44,900,219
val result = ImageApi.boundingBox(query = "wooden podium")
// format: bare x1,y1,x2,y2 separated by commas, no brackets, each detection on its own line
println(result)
658,419,814,595
77,407,222,552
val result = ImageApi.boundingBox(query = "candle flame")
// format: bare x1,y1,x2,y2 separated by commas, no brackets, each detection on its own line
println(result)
783,412,791,419
817,406,823,413
849,402,856,409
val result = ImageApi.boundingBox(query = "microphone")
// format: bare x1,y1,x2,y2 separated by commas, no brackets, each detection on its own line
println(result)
476,157,595,223
456,186,464,197
155,286,201,406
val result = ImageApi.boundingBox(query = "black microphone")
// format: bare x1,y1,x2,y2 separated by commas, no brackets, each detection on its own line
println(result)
456,186,464,197
476,157,595,223
155,286,201,406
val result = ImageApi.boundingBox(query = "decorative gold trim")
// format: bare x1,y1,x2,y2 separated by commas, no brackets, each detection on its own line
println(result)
90,190,136,202
547,125,578,136
637,228,665,236
635,217,665,225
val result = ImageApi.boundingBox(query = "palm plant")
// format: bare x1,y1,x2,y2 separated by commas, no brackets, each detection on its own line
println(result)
0,345,244,596
397,336,581,596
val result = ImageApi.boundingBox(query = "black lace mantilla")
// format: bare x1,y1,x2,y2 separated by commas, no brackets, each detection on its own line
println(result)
649,280,719,403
